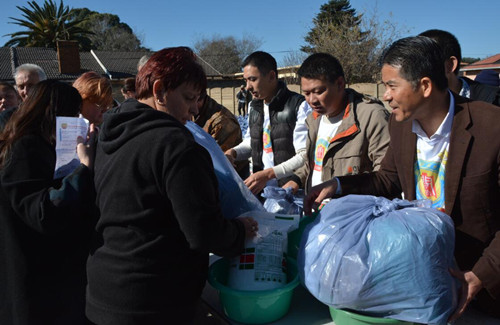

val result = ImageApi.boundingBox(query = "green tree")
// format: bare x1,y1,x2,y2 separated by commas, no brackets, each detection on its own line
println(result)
302,0,364,54
71,8,146,51
4,0,92,49
194,34,262,74
462,57,481,64
302,0,407,83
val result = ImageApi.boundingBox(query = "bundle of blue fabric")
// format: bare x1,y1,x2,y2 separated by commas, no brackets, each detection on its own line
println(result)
261,186,304,215
185,121,264,219
298,195,458,325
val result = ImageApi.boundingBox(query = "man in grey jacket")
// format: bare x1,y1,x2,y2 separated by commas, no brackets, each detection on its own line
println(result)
283,53,390,193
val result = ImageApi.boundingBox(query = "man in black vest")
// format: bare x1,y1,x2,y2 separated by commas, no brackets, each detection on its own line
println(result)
225,51,311,194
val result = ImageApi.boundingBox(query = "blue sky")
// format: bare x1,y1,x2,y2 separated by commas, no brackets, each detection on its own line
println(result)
1,0,499,66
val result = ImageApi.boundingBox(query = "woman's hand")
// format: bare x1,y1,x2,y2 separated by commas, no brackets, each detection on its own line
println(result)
77,123,97,170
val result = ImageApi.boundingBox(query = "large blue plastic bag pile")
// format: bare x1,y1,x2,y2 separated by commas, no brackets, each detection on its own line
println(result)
298,195,458,325
185,122,264,219
261,186,304,215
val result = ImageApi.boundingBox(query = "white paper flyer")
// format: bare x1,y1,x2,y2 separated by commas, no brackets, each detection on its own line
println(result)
54,116,89,179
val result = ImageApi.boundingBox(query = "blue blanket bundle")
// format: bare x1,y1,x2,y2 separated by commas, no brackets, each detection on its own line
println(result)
185,121,264,219
298,195,458,325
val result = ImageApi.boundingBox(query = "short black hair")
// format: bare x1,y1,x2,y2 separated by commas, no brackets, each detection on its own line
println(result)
380,36,448,91
419,29,462,75
241,51,277,76
298,53,345,84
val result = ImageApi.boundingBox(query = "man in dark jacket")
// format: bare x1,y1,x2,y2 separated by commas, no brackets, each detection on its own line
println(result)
194,89,249,178
305,36,500,322
475,69,500,87
420,29,500,106
236,85,247,116
195,90,243,153
225,51,311,194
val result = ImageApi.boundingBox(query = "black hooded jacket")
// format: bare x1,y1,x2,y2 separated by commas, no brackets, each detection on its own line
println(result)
86,99,246,324
0,135,95,325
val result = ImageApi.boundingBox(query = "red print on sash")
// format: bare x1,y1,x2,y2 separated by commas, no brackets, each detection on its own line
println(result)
422,172,437,198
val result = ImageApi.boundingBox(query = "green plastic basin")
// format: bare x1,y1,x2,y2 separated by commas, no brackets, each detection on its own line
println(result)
287,212,318,259
208,257,300,324
329,308,415,325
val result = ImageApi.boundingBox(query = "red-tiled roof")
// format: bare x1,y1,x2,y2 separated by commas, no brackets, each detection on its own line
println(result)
471,53,500,65
461,53,500,71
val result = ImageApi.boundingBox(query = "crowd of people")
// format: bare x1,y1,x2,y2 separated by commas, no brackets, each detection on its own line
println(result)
0,28,499,324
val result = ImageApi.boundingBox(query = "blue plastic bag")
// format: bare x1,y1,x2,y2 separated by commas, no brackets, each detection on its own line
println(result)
185,121,265,219
261,186,304,215
298,195,458,325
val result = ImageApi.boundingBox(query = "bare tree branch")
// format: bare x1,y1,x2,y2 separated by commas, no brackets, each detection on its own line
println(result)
194,34,263,74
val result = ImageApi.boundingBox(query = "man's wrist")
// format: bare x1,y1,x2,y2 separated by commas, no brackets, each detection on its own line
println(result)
335,177,342,195
265,168,276,180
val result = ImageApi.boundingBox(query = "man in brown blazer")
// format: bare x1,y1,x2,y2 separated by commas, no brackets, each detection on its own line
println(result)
305,36,500,321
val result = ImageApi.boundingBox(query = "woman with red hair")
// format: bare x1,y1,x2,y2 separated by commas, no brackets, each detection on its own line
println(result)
86,47,257,324
73,71,113,124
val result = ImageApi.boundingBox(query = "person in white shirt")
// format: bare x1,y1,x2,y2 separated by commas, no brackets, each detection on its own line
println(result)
283,53,390,193
225,51,311,195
